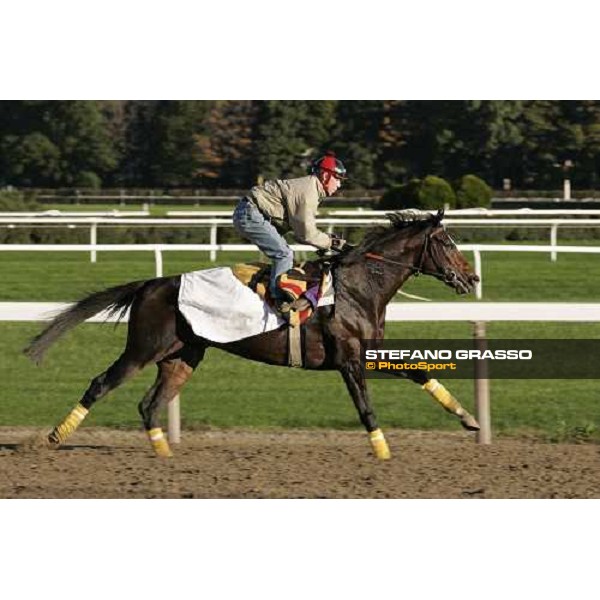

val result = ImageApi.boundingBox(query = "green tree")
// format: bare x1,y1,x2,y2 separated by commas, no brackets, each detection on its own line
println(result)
0,101,118,187
330,101,385,188
194,100,259,187
513,101,566,188
255,101,338,180
97,100,128,185
0,132,61,185
46,101,118,186
556,101,600,188
123,101,209,187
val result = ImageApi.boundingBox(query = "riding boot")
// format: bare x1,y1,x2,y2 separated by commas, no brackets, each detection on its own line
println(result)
279,297,311,327
290,296,311,315
276,299,292,322
272,286,295,320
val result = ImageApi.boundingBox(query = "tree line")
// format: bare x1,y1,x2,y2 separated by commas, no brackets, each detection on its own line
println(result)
1,100,599,191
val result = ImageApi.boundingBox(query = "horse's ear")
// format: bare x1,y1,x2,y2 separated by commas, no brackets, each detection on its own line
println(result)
434,208,445,224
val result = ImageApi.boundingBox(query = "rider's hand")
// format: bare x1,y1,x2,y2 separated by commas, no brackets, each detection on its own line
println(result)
330,235,347,252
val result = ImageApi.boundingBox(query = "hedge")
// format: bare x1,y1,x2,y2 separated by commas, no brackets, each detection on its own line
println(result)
453,174,492,209
0,189,40,211
377,176,456,210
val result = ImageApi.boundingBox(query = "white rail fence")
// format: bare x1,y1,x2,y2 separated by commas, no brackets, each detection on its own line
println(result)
1,242,600,301
2,215,600,263
327,208,600,216
4,302,599,446
0,210,150,218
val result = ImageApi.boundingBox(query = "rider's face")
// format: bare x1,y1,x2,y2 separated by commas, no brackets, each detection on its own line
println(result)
320,171,342,196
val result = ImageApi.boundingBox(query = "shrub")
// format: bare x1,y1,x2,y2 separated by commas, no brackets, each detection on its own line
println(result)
377,181,415,211
454,174,492,209
377,176,456,210
0,189,40,211
420,176,456,209
74,171,102,189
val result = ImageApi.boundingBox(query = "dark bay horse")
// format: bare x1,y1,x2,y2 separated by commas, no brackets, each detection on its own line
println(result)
24,209,480,459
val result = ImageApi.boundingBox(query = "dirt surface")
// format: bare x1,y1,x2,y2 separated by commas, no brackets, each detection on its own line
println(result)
1,427,599,498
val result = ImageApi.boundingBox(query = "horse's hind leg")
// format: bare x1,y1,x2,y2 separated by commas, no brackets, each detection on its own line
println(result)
48,277,184,448
48,351,143,447
138,344,205,457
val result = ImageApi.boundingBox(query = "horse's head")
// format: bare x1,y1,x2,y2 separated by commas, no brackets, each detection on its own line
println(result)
388,209,479,295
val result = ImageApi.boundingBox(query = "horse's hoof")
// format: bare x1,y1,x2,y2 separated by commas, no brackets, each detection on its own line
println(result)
47,432,62,448
460,414,480,431
151,442,173,458
154,449,174,458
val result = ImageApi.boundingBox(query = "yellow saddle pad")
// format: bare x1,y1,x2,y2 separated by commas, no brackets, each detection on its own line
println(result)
231,262,270,299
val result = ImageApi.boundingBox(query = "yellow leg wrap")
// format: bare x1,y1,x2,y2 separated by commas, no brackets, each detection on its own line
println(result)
147,428,173,458
369,428,391,460
48,403,89,445
422,379,465,416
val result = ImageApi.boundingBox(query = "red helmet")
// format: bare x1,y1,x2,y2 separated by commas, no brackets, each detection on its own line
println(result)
312,151,347,179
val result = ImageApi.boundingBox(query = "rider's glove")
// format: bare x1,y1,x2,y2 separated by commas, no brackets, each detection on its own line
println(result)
329,234,347,252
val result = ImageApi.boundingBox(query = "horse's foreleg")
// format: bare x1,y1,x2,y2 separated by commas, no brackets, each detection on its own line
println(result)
340,360,391,460
403,371,480,431
138,347,202,457
48,352,141,447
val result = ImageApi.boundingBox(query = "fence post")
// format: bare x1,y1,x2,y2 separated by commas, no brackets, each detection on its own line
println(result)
154,247,163,277
168,396,181,444
90,223,97,263
550,224,558,262
154,244,181,444
210,224,217,262
473,249,482,299
564,178,571,200
473,321,491,444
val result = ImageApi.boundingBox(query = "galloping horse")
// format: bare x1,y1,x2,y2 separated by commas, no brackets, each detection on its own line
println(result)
24,209,480,460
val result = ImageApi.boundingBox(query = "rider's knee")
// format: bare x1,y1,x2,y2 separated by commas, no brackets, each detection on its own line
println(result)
279,245,294,262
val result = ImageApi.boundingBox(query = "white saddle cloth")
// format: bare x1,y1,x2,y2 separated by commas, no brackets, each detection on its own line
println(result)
178,266,334,343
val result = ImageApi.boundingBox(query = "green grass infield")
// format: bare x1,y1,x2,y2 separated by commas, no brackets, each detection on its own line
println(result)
2,321,599,442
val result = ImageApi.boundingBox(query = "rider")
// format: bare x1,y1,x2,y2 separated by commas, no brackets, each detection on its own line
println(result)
233,151,348,310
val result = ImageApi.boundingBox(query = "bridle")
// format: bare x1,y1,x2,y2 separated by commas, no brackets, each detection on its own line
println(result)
364,230,460,284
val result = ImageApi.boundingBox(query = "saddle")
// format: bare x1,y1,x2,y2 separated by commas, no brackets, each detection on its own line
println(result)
231,261,333,369
231,261,326,327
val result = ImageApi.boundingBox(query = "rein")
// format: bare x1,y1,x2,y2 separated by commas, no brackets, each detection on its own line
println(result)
364,232,437,277
363,231,459,285
321,223,459,285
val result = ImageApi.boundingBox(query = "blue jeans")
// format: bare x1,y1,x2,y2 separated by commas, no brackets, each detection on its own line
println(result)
233,198,293,298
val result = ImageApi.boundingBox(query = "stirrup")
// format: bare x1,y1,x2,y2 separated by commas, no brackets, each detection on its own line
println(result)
275,297,310,327
275,298,292,314
272,299,290,323
289,297,311,313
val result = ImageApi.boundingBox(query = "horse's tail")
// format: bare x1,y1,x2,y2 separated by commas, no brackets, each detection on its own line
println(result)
23,279,149,364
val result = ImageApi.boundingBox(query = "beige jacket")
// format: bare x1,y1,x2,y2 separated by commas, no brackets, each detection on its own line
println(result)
247,175,331,250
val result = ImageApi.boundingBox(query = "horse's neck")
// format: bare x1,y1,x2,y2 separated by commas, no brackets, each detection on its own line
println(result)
374,225,427,308
337,251,415,314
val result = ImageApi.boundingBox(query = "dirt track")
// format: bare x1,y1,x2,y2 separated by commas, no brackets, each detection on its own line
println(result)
1,427,599,498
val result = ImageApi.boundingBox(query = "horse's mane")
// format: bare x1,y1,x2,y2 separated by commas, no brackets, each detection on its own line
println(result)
331,209,444,266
